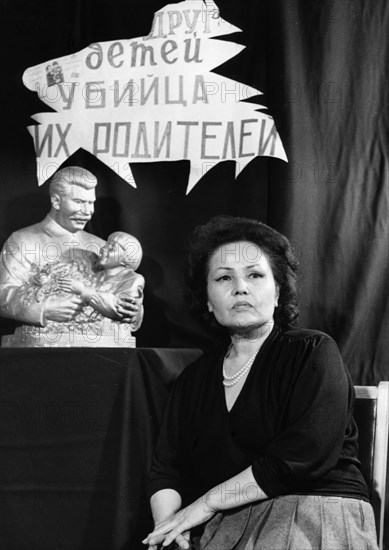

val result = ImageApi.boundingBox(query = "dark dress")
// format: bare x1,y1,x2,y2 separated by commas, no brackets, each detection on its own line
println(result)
147,326,378,549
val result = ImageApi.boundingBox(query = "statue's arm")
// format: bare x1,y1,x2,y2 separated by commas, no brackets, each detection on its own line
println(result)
129,302,144,332
84,274,145,329
0,236,47,326
115,274,145,331
85,290,120,320
85,289,144,329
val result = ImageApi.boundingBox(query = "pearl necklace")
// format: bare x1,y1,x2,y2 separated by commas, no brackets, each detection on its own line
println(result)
222,347,259,387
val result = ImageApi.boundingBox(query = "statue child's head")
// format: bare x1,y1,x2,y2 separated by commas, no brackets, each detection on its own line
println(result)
99,232,143,270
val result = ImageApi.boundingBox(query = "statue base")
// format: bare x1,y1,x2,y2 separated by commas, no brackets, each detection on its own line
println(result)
1,319,136,348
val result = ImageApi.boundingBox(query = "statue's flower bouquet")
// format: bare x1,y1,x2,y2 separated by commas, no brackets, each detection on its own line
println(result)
21,259,104,333
28,259,95,300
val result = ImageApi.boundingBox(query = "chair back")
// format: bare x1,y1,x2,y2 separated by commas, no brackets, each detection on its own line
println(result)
354,382,389,550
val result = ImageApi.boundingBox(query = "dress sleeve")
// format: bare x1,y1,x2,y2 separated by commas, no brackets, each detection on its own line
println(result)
252,336,353,497
146,370,188,499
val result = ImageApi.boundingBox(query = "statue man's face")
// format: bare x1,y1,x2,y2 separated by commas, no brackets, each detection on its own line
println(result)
52,184,96,233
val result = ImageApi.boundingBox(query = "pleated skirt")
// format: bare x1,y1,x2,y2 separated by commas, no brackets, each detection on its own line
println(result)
195,495,379,550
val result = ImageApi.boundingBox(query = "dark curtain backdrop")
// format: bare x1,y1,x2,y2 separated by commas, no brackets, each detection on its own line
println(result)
0,0,388,384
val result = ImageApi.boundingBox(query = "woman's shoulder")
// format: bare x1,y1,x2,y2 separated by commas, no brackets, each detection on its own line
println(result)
272,325,345,379
276,325,337,347
271,326,342,369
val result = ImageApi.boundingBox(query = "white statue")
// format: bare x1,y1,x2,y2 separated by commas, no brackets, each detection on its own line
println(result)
0,166,144,347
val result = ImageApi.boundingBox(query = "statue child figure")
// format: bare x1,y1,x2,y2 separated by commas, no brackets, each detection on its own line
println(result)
58,231,144,331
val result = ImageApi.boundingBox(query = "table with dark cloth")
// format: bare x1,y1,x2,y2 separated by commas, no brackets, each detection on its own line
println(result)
0,348,202,550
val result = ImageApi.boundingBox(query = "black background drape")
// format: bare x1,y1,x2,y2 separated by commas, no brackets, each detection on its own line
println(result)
0,348,202,550
1,0,388,384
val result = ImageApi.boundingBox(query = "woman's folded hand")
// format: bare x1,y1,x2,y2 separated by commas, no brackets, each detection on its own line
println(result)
142,497,216,549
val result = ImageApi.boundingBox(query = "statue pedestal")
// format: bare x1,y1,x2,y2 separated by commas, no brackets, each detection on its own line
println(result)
1,319,136,348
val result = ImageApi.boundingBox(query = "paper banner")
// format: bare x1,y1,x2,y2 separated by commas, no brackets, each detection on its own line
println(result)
23,0,287,193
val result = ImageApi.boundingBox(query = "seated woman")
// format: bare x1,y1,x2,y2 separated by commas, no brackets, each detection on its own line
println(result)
143,216,378,550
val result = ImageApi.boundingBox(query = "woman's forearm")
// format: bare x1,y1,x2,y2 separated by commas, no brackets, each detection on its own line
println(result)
150,488,182,525
143,468,268,548
205,466,267,512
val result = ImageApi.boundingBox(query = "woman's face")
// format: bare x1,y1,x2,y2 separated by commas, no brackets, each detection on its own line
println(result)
206,241,279,333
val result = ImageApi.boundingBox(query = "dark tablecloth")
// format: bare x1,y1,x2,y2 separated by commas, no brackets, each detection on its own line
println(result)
0,348,202,550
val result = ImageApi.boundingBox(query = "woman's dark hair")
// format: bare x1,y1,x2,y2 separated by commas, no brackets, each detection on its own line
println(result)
185,215,299,327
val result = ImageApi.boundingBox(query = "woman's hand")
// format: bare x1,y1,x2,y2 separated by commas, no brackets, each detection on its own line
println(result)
146,529,190,550
142,498,216,549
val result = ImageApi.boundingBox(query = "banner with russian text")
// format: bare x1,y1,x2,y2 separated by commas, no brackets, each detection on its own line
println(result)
22,0,287,193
